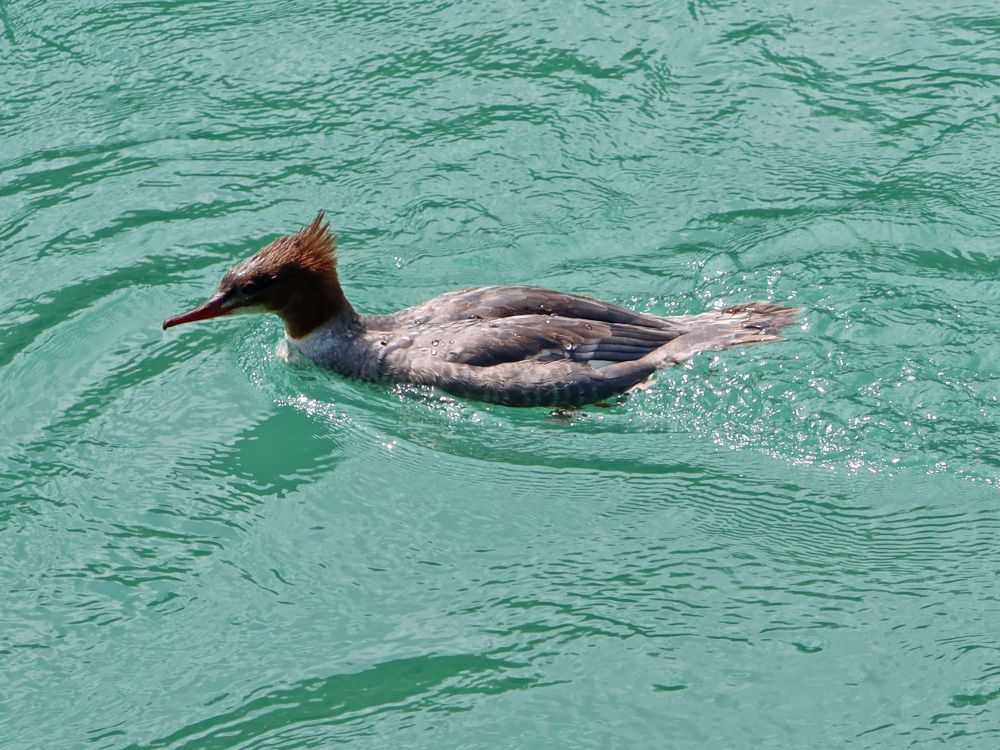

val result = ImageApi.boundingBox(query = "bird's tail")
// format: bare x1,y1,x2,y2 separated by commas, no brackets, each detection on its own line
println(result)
648,301,802,367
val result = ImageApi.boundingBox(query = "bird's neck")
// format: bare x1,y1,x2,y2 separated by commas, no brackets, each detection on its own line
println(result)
280,271,359,339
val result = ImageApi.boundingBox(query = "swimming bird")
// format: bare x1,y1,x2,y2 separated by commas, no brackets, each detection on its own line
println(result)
163,213,800,407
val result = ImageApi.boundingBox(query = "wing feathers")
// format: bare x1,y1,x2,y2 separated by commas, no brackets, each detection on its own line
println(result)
437,315,682,368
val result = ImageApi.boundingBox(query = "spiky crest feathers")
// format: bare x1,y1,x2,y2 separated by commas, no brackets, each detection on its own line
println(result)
220,211,336,288
271,210,336,275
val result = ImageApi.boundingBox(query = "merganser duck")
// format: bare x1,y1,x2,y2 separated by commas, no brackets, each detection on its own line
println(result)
163,213,800,407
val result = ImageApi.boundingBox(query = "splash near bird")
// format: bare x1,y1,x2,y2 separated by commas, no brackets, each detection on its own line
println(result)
164,213,800,407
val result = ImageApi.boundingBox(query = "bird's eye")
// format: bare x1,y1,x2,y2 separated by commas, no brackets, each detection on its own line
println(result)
237,275,278,297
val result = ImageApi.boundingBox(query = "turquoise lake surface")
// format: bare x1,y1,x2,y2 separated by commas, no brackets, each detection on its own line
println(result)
2,0,1000,747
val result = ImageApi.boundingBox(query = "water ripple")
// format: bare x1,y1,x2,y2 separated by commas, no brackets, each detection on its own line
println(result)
3,0,1000,747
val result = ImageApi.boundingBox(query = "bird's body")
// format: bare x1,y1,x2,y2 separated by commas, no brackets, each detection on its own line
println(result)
164,213,800,407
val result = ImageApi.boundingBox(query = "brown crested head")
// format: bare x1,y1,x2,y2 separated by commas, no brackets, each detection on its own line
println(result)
228,210,337,282
163,212,354,338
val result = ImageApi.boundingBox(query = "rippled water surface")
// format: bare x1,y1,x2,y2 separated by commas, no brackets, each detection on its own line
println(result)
3,0,1000,747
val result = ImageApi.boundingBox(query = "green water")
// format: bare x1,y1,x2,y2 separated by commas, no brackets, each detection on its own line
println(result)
3,0,1000,746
